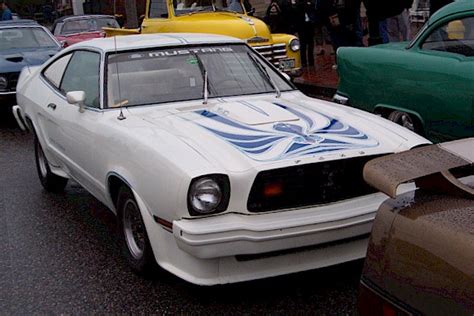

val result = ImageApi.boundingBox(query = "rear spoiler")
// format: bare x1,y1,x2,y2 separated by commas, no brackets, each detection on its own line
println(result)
364,138,474,198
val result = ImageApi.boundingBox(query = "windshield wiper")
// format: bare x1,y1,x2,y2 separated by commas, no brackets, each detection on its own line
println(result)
247,52,281,98
192,52,209,104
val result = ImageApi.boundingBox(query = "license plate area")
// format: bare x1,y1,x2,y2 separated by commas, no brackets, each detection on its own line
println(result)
279,58,295,70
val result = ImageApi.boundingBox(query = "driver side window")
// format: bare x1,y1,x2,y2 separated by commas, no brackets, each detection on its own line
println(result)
422,16,474,57
150,0,169,18
60,51,101,108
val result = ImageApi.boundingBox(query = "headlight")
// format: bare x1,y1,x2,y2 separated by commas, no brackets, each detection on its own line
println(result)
187,175,230,215
289,38,300,52
0,76,8,90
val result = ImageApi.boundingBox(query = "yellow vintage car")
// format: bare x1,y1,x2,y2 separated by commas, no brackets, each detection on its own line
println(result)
105,0,301,76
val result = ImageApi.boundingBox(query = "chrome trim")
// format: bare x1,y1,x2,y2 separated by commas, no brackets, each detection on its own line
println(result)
0,91,15,95
254,45,272,50
333,93,349,105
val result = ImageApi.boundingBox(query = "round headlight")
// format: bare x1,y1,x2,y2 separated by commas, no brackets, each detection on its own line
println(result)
289,38,300,52
189,178,222,214
0,76,8,90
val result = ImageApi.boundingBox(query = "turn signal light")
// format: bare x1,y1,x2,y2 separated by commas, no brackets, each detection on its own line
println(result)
263,182,283,197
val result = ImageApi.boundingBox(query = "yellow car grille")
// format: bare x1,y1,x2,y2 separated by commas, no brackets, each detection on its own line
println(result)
253,44,288,68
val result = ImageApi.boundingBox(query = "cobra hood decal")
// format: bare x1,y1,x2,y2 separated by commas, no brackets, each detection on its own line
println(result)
193,102,379,161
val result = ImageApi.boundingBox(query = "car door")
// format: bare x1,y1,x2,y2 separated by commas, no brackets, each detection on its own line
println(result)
37,52,73,167
47,50,105,198
143,0,170,30
407,15,474,142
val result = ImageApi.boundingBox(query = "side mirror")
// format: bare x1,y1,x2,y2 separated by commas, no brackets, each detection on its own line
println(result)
59,40,67,48
66,91,86,113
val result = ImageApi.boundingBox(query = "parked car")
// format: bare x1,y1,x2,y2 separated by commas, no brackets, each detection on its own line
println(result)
13,33,429,285
359,138,474,315
52,15,120,47
335,0,474,143
0,20,61,109
104,0,301,76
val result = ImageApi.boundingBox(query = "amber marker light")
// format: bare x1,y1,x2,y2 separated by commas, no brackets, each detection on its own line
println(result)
263,182,284,198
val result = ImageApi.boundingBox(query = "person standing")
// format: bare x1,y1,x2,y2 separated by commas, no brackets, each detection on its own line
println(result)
387,0,413,42
296,0,316,68
1,1,12,21
319,0,362,52
265,0,282,33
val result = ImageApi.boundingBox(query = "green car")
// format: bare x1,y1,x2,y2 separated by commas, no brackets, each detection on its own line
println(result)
334,0,474,143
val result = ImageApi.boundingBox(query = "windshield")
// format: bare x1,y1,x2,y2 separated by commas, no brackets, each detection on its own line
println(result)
61,17,119,35
173,0,243,16
0,27,59,50
106,44,293,108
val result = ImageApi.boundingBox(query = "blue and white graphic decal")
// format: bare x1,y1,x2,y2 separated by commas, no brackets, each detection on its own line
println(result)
194,102,379,161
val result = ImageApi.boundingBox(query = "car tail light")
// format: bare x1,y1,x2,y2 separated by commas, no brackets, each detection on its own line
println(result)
358,281,410,316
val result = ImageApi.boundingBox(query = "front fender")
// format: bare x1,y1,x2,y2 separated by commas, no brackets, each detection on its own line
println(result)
271,33,301,68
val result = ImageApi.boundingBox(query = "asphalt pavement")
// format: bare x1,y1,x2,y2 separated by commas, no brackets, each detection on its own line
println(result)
0,113,362,314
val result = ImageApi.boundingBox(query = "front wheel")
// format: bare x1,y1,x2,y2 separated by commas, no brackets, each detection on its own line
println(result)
387,111,420,134
117,186,157,275
35,137,68,193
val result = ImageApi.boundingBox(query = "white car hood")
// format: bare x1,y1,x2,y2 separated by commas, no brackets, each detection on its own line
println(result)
127,92,430,172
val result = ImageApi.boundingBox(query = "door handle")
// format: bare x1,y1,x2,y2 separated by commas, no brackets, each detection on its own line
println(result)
47,103,57,110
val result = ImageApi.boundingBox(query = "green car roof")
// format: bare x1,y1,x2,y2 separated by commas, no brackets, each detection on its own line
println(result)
429,0,474,25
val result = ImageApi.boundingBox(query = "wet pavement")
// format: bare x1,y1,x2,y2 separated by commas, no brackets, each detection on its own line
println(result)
0,113,362,314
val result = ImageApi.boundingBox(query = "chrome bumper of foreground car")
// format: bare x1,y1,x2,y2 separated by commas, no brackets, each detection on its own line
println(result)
173,192,388,260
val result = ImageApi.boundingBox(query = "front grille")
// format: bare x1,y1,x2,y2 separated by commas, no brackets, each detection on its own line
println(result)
6,72,19,91
247,155,382,213
253,44,288,68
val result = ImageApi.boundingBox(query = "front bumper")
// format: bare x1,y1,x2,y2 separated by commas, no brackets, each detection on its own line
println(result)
286,67,302,78
174,192,388,259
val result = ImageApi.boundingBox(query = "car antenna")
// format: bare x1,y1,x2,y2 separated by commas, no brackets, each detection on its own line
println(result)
114,35,126,120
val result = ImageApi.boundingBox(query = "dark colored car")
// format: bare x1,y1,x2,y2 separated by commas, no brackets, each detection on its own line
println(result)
359,138,474,315
0,20,61,108
52,15,120,47
335,0,474,143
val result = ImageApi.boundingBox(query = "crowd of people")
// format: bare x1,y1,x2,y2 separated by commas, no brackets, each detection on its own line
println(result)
264,0,454,68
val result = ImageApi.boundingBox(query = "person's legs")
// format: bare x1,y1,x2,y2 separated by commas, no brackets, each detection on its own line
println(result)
299,30,308,66
387,15,400,42
306,24,315,66
399,9,411,41
379,19,389,43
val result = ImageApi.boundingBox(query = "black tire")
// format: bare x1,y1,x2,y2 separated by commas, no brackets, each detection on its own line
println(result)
387,110,422,134
116,185,157,275
34,137,68,193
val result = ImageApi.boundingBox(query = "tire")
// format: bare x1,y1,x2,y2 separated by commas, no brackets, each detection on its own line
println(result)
387,110,420,134
35,137,68,193
116,185,157,275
